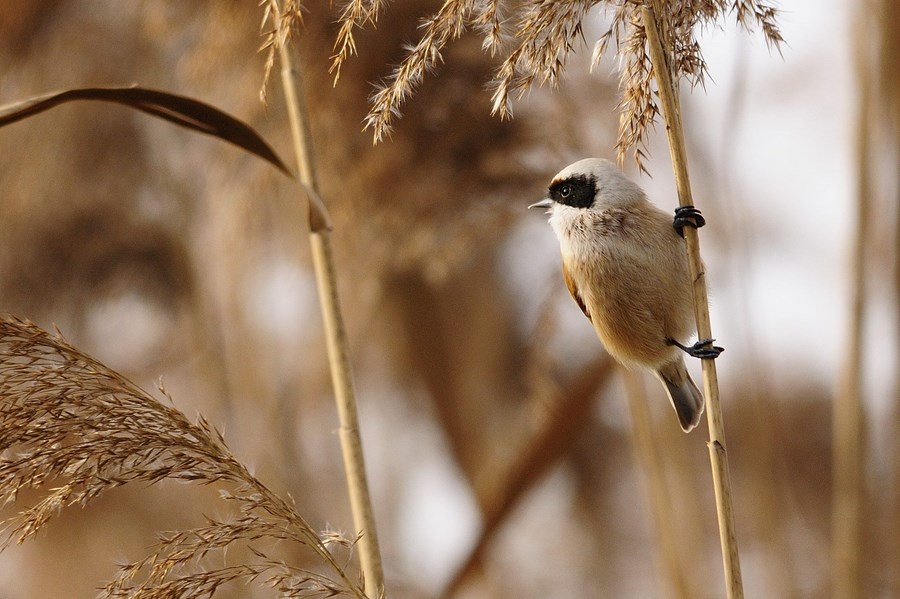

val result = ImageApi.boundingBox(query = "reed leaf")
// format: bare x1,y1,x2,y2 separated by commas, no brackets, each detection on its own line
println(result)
0,86,292,176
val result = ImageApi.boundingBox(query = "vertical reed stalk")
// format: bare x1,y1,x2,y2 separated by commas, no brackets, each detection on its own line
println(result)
622,370,690,599
831,9,871,597
893,175,900,599
639,3,743,597
275,4,385,597
875,0,900,588
893,156,900,599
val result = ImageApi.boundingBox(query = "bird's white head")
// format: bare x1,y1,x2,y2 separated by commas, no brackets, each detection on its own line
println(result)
529,158,646,215
529,158,650,255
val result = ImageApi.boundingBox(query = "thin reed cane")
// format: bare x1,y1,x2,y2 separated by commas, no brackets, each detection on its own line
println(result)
873,0,900,588
274,4,386,596
639,3,743,598
622,370,690,599
831,7,871,597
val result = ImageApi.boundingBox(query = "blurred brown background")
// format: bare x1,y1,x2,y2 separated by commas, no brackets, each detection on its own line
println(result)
0,1,896,598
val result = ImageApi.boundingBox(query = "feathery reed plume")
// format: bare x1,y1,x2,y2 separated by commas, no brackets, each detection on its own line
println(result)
595,0,781,168
0,316,366,599
259,0,304,106
361,0,479,141
330,0,388,84
332,0,781,163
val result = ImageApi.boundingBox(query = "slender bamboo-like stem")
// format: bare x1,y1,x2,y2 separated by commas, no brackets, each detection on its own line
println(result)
893,166,900,599
873,0,900,588
275,6,385,597
832,9,871,597
639,3,743,598
622,370,690,599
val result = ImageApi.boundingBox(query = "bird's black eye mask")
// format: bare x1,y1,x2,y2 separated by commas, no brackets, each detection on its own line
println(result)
548,174,597,209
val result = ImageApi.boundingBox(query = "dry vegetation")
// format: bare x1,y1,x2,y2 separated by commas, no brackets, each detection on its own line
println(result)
0,1,897,599
329,0,780,166
0,317,365,598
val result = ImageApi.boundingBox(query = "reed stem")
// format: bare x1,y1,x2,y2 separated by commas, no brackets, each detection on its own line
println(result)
640,3,743,597
275,5,386,596
622,370,690,599
831,7,871,596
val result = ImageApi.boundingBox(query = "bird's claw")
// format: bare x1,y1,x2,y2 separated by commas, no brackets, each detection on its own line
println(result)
668,337,724,360
673,205,706,238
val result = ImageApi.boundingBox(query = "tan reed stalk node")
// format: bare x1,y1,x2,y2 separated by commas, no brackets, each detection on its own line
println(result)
273,2,386,597
640,2,744,598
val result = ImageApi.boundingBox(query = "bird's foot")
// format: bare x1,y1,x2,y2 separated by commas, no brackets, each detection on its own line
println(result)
673,205,706,238
667,337,724,360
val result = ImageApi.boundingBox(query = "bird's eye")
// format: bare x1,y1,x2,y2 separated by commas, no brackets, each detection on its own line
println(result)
559,184,572,198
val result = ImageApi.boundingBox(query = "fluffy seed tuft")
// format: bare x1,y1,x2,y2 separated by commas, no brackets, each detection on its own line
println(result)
323,0,782,162
0,316,366,599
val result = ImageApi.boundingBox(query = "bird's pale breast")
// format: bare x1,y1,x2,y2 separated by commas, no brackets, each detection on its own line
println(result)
562,204,694,368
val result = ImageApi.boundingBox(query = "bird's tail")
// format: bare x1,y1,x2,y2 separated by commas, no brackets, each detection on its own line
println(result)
654,358,704,433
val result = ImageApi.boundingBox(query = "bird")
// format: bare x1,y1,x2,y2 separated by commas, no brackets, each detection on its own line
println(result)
529,158,721,433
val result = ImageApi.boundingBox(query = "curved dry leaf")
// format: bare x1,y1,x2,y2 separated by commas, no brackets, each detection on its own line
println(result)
0,85,293,176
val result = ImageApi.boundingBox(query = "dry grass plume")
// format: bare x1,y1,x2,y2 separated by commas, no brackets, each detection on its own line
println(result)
0,316,366,599
328,0,781,167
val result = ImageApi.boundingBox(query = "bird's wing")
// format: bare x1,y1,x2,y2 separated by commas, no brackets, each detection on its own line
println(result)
562,260,591,321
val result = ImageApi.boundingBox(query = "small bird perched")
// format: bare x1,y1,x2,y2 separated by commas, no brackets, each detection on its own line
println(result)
530,158,721,432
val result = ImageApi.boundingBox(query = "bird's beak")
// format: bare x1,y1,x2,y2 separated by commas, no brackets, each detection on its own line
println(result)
528,198,553,210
